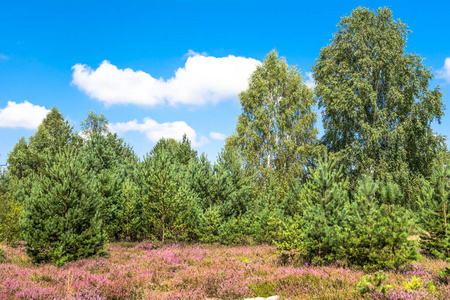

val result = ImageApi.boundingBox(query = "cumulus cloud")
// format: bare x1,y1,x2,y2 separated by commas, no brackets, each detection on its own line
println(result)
72,51,261,107
109,117,208,147
209,131,226,141
0,101,50,129
437,57,450,82
304,72,316,89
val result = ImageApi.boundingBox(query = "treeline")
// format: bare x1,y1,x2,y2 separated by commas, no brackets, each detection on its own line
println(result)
1,7,449,269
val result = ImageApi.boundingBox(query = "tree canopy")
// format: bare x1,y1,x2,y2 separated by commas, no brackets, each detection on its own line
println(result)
313,7,445,190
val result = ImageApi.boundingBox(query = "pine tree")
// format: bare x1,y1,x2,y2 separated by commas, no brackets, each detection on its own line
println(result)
372,181,420,268
419,152,450,259
117,177,143,241
346,174,380,266
79,110,138,241
140,147,179,243
213,144,254,219
301,150,350,263
21,146,106,266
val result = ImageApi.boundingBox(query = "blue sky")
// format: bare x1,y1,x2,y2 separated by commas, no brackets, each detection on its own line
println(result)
1,0,450,163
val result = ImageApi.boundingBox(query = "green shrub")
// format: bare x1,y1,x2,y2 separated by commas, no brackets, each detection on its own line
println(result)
404,276,421,291
357,271,393,295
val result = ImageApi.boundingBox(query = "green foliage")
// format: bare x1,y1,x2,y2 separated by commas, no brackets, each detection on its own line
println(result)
301,150,350,263
314,7,445,203
7,107,81,205
249,281,277,297
357,270,393,295
0,191,23,245
21,146,106,265
249,178,286,244
0,248,6,263
116,178,144,241
347,175,420,268
403,276,421,291
227,49,319,192
79,110,139,241
213,144,254,219
140,147,183,243
80,109,109,140
196,206,223,244
274,215,304,265
436,267,450,285
419,152,450,260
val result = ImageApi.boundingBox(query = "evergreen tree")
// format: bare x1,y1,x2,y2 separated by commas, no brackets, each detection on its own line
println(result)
301,151,350,263
347,176,420,268
79,110,138,241
7,107,80,202
313,7,445,203
116,177,144,241
213,144,254,219
374,181,420,267
419,152,450,259
21,146,106,266
140,148,179,242
346,174,380,266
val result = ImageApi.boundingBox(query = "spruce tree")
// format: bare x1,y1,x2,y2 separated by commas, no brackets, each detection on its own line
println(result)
21,146,106,266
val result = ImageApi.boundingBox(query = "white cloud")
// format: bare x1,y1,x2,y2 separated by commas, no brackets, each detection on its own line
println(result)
0,101,50,129
109,117,208,147
71,51,261,107
209,131,226,140
437,57,450,82
0,54,8,60
304,72,316,89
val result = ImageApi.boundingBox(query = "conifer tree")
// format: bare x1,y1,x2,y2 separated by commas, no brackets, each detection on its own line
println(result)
373,181,420,268
7,107,80,201
117,177,143,241
301,151,350,263
346,174,380,266
21,146,106,266
79,110,138,241
140,148,179,242
347,176,419,268
419,152,450,259
213,144,254,219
